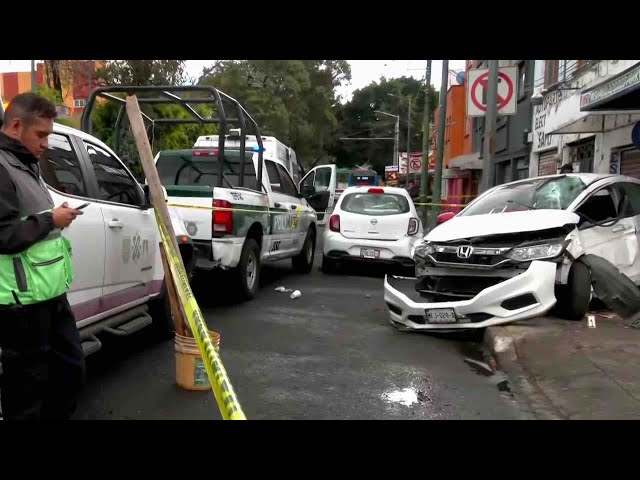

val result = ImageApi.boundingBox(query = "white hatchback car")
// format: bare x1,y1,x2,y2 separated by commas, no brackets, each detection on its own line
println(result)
322,186,423,272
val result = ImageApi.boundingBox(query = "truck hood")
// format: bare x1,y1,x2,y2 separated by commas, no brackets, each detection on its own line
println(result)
426,209,580,242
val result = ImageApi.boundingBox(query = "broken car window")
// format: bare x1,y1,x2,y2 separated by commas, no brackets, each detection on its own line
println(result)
576,187,619,224
460,176,587,216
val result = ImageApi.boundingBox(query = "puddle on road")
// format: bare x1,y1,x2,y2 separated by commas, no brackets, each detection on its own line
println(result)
382,386,431,407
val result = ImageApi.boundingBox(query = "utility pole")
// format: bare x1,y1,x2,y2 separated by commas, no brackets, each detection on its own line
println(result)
87,60,92,103
480,60,499,193
393,114,400,167
419,60,432,227
31,60,36,93
430,60,449,229
405,97,412,188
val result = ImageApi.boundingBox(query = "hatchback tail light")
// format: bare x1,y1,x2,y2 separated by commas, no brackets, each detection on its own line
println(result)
408,217,419,235
329,214,341,232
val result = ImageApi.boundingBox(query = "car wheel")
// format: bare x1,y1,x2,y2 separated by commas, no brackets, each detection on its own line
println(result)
292,228,315,274
234,238,261,300
149,280,175,339
555,261,591,320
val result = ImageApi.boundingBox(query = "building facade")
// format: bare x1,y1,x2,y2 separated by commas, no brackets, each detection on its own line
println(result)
529,60,640,180
0,61,98,119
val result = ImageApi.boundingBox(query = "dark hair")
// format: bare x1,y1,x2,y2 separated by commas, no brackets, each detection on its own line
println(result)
3,93,57,127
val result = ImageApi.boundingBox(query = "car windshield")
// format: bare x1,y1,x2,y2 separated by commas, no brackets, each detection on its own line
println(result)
341,192,410,216
460,176,587,216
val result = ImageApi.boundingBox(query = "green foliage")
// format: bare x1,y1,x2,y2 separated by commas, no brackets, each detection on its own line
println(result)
36,84,63,104
327,76,438,174
96,60,186,86
198,60,351,169
54,117,80,129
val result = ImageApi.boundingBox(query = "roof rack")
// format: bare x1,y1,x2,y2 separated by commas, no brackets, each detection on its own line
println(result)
81,85,264,191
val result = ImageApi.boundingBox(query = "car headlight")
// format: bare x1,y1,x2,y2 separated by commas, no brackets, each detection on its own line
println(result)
412,242,435,260
506,241,567,262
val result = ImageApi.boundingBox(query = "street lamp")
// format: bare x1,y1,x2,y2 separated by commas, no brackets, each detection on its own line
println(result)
388,93,414,187
374,109,400,169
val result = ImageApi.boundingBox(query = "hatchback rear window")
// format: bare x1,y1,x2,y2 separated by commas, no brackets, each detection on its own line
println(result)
341,193,410,216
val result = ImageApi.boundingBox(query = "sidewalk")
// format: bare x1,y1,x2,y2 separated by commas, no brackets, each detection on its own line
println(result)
485,312,640,420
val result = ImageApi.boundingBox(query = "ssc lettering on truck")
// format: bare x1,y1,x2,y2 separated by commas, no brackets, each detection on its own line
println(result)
270,240,281,253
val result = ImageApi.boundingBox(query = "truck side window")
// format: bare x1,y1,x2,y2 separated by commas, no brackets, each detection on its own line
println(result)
84,141,143,207
266,160,282,193
40,133,88,197
276,164,298,197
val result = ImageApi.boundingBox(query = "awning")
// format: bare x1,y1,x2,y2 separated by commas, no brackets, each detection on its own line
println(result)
546,92,606,135
580,62,640,112
448,152,482,170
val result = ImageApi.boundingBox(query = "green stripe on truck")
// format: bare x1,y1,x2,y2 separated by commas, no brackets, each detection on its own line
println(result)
165,185,214,198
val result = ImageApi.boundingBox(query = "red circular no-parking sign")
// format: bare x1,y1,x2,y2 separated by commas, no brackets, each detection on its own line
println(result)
471,71,514,112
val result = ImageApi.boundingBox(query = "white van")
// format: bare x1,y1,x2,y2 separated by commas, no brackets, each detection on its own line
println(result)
194,130,304,185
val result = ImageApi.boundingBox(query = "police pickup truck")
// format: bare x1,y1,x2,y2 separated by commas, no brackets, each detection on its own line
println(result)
155,141,318,299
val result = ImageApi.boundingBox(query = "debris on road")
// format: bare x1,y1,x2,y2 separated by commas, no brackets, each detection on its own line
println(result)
275,286,293,293
290,290,302,299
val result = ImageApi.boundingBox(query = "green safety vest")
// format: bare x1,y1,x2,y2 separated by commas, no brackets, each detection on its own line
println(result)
0,225,73,305
0,149,74,306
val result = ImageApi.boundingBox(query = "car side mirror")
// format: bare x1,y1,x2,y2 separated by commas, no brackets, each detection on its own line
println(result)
437,211,455,224
301,184,316,198
140,184,167,209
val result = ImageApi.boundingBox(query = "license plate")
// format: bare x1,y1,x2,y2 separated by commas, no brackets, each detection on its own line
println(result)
426,308,457,324
360,248,380,259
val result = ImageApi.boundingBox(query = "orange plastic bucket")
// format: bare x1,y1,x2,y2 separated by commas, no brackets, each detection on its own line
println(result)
174,331,221,391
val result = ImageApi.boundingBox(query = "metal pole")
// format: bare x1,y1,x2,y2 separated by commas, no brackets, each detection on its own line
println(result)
419,60,432,227
393,115,400,167
406,97,412,188
87,60,92,102
480,60,499,193
31,60,36,92
430,60,449,229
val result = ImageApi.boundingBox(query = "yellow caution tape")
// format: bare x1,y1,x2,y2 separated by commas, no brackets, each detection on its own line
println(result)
168,202,301,216
155,211,246,420
291,204,303,229
413,202,468,207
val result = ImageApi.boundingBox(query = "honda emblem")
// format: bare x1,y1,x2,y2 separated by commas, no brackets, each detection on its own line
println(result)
457,245,474,259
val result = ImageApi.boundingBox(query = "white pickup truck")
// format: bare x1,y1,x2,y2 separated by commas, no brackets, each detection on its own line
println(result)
155,145,319,298
1,96,193,356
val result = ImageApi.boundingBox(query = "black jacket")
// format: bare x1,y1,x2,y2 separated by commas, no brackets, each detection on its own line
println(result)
0,132,54,254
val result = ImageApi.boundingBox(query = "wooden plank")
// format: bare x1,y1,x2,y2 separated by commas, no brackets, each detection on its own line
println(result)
126,95,189,335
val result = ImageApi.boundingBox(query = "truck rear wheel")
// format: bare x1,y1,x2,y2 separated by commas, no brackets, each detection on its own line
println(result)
292,228,315,274
234,238,261,300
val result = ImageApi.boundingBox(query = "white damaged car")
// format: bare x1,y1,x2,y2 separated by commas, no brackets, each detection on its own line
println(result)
384,173,640,331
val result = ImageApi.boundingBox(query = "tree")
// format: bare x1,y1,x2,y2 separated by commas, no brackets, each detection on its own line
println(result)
96,60,186,86
198,60,351,168
89,60,202,179
327,76,438,174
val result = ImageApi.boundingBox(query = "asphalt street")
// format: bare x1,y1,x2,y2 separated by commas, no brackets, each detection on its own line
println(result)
75,230,525,420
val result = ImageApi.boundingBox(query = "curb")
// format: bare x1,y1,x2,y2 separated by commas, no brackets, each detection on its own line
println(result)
484,326,564,420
